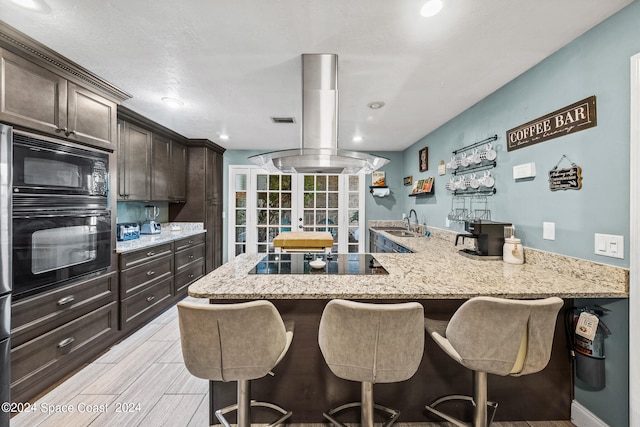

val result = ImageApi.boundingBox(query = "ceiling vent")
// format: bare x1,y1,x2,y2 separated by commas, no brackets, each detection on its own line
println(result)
271,117,296,124
249,54,389,174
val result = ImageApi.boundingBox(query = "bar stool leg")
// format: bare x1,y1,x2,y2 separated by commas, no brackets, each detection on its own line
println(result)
361,381,374,427
473,371,488,427
238,380,250,427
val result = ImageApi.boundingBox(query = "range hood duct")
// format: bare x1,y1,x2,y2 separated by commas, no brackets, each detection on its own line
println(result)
248,54,390,174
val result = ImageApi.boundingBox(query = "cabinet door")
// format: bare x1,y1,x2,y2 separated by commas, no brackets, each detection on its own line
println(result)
205,148,216,201
151,134,171,200
0,49,67,135
119,121,151,200
67,82,117,150
170,140,187,201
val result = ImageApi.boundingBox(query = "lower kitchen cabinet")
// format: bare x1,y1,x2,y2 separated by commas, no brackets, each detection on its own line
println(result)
118,242,174,333
10,272,119,404
174,234,205,297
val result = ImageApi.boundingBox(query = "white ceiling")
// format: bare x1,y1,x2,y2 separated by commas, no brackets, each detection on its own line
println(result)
0,0,633,152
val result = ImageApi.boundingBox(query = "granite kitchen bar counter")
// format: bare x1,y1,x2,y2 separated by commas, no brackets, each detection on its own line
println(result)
188,225,628,299
187,225,628,424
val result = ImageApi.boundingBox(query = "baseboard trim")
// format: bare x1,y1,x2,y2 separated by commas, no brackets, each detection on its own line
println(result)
571,400,610,427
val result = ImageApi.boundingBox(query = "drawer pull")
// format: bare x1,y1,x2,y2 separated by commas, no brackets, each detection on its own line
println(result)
58,337,75,348
188,274,195,279
188,255,194,259
146,251,155,257
147,270,155,276
57,295,75,306
188,239,194,244
146,295,155,302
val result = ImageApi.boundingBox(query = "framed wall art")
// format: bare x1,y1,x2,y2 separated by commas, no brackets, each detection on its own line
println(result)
419,147,428,172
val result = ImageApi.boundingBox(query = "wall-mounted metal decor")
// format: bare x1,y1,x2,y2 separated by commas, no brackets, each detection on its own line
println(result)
549,155,583,191
506,96,596,152
419,147,428,172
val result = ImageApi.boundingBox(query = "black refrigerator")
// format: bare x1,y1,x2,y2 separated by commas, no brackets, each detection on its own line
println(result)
1,123,12,426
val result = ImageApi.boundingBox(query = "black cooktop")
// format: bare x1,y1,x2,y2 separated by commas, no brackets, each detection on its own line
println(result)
249,253,388,275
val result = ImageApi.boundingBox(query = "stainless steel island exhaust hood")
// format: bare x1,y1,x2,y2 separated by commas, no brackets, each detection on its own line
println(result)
248,54,390,174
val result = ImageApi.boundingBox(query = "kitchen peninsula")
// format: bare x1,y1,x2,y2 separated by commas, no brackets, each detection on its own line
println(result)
188,224,628,423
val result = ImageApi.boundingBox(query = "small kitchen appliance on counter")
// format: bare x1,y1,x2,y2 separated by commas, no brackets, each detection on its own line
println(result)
116,222,140,241
456,220,512,260
140,204,161,235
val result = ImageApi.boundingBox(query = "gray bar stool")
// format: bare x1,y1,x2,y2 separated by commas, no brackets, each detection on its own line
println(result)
424,296,564,427
177,300,294,427
318,299,425,427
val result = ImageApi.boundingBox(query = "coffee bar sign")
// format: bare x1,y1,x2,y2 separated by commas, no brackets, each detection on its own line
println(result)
506,96,597,151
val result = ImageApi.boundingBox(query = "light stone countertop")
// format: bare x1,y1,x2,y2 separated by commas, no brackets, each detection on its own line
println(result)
116,222,205,253
188,222,629,300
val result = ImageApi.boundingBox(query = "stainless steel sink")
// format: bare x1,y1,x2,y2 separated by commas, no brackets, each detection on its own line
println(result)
385,230,419,237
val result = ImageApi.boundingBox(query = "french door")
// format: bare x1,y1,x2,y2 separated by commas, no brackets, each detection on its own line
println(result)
228,166,365,256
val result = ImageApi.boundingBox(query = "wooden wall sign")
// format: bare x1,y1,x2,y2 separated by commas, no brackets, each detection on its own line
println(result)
506,96,597,152
549,165,583,191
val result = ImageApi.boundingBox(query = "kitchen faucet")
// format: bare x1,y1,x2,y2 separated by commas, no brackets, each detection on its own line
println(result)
408,209,418,231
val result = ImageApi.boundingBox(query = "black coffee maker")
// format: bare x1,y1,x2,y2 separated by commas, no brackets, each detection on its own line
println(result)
455,220,512,257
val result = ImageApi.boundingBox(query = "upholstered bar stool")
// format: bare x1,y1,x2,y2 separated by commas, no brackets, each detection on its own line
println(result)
177,300,294,427
318,299,425,427
424,296,564,427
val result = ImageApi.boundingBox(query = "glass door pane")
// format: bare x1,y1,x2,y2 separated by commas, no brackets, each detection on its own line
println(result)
299,174,341,252
254,170,294,253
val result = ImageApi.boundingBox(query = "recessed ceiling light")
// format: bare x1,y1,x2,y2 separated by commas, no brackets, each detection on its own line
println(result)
161,97,184,108
219,134,230,141
352,136,363,143
368,101,385,110
10,0,50,12
421,0,443,17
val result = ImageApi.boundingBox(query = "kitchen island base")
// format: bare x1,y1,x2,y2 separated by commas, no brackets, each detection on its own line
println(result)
208,298,573,424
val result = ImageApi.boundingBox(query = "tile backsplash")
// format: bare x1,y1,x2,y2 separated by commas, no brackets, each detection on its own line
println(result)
116,201,169,225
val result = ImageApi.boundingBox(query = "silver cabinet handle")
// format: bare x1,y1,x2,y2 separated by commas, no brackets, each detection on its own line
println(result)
58,337,75,348
146,270,155,276
55,127,67,134
146,251,155,257
146,295,155,302
188,240,194,244
57,295,75,306
188,255,194,259
188,274,194,279
65,129,76,137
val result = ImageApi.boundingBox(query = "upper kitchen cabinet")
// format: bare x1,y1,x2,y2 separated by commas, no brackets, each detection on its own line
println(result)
0,22,130,150
117,106,188,202
118,119,152,201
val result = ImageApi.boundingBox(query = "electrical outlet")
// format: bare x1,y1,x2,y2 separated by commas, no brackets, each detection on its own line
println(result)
594,233,624,259
445,217,450,228
543,222,555,240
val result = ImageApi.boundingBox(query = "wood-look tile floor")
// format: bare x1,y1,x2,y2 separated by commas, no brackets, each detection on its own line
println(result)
11,297,576,427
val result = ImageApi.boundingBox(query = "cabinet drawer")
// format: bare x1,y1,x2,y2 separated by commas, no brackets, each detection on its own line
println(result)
120,277,173,330
11,272,117,347
174,233,206,252
175,259,205,295
11,302,117,402
119,242,173,269
120,256,173,299
175,244,205,270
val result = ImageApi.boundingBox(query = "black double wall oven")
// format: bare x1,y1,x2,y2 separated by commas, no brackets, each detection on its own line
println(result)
12,129,112,300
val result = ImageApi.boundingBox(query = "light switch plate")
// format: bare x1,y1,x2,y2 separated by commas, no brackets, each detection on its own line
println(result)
594,233,624,259
543,222,555,240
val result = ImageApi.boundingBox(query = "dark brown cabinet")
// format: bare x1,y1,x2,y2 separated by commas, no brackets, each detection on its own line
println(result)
174,234,205,296
117,107,188,202
169,140,225,273
117,119,152,201
0,48,120,150
118,242,174,332
10,272,119,404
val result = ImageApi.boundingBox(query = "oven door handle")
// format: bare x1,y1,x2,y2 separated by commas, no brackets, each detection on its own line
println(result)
12,210,110,219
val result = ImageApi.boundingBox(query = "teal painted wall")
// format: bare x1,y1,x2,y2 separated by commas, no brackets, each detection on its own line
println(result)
397,3,639,426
